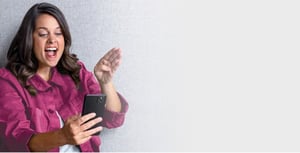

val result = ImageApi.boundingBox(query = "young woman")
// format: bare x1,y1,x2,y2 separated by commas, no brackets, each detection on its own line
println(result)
0,2,128,152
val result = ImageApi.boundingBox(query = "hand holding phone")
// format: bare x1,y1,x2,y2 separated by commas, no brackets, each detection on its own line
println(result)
82,94,106,135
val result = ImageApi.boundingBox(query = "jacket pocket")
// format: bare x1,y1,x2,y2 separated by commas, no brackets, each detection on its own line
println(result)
70,90,86,113
27,107,49,133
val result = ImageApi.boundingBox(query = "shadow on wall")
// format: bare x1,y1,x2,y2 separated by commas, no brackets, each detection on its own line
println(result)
0,31,14,67
0,41,8,68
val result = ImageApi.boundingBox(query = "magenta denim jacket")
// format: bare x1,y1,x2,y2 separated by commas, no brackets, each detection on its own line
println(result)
0,62,128,152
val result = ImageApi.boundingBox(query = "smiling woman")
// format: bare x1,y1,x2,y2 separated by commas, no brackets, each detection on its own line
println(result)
33,14,65,81
0,2,128,152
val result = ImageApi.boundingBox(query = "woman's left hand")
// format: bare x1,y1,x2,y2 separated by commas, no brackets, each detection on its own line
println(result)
94,48,122,84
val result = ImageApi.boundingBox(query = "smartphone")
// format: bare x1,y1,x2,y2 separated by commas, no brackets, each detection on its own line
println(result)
82,94,106,135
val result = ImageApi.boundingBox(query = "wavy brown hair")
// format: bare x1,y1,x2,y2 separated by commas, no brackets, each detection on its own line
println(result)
6,2,81,95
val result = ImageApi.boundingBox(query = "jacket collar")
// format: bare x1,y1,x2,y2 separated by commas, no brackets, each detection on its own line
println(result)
28,67,66,92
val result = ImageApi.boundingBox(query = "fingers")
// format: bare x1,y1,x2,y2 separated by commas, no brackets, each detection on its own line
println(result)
80,117,102,131
98,61,112,73
99,58,119,73
103,48,116,60
73,126,102,144
111,58,121,72
79,113,97,125
63,113,103,145
84,126,103,136
94,48,122,84
103,48,122,64
108,48,121,63
95,48,121,70
101,57,121,72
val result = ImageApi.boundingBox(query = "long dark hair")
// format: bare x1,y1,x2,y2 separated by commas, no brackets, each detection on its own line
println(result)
6,2,81,95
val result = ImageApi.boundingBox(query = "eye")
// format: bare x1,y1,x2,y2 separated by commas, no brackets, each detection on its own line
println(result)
38,33,48,37
55,32,63,36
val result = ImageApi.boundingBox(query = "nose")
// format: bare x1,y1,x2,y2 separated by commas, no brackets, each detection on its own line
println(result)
47,35,57,44
47,38,56,44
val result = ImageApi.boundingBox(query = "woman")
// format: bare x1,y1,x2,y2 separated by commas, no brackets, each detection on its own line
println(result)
0,2,128,152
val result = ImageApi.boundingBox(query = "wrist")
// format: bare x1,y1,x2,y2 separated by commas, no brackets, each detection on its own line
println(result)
28,129,68,152
56,128,68,145
99,81,114,93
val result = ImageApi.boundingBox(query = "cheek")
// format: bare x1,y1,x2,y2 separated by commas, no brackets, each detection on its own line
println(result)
33,48,42,61
32,41,39,55
32,39,46,58
33,38,44,50
33,44,43,56
59,39,65,50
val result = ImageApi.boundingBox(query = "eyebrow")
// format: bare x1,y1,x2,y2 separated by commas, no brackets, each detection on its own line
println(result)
36,27,61,30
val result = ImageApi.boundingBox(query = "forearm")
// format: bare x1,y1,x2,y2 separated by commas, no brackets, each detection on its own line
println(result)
100,81,122,112
28,129,66,152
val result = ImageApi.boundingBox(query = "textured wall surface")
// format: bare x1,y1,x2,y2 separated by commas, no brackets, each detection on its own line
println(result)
0,0,300,152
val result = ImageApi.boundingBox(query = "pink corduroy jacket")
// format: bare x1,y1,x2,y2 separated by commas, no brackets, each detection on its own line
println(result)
0,62,128,152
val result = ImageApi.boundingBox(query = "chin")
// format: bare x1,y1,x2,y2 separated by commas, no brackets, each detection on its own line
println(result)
48,61,59,67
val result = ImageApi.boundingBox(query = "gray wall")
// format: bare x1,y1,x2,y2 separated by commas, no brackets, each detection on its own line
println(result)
0,0,300,152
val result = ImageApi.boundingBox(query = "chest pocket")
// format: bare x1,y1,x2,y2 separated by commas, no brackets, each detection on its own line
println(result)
62,88,86,113
72,90,85,112
27,107,54,133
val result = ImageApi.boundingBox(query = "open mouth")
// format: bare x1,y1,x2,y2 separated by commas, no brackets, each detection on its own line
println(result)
45,47,57,57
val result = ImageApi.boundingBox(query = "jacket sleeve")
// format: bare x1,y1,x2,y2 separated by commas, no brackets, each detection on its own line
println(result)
101,92,129,129
0,78,36,151
79,62,129,129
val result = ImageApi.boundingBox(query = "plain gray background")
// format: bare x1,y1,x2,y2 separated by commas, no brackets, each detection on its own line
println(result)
0,0,300,152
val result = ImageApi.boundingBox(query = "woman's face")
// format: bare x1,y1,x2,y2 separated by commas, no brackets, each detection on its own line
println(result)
33,14,64,70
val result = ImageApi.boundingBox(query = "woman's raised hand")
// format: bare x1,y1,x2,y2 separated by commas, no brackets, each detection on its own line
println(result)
94,48,122,84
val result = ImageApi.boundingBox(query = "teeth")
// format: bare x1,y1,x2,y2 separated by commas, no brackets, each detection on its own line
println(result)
45,48,57,51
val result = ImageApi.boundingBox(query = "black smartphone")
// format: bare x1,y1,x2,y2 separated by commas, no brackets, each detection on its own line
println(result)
82,94,106,135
